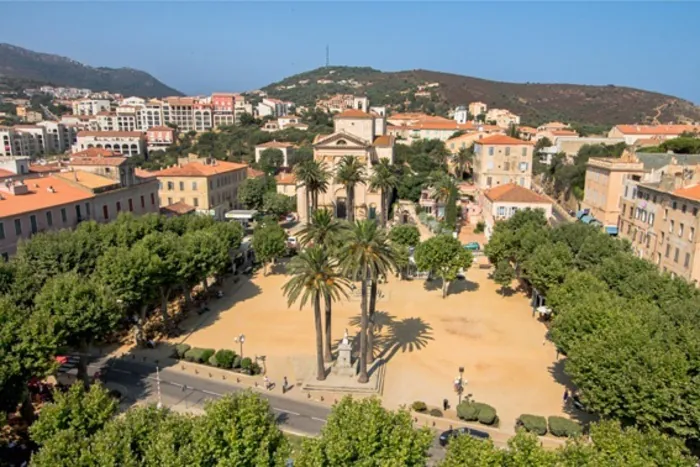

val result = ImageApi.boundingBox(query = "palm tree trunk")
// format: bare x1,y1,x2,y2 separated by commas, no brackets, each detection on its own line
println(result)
324,293,333,363
367,279,377,364
304,187,310,224
358,277,369,383
382,191,389,226
312,189,318,214
314,295,326,381
347,185,354,222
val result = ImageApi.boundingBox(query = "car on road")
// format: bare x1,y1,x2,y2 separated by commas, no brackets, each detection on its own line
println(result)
438,427,490,447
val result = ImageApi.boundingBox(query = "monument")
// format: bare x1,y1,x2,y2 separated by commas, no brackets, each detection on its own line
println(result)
331,329,356,377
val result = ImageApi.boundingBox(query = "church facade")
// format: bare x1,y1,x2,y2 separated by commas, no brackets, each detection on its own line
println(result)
296,103,395,223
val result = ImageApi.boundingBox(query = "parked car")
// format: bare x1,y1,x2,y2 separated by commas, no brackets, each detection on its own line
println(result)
438,427,490,447
463,242,480,251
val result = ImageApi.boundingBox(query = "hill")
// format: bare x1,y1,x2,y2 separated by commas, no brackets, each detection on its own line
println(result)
261,67,700,127
0,43,182,98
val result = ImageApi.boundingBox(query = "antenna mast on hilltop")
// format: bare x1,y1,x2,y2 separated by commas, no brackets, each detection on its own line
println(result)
326,45,330,67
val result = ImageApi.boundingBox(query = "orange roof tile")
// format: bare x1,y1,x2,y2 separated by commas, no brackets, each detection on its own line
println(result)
484,184,550,204
334,109,374,119
69,155,127,167
0,177,94,218
517,126,537,134
53,170,119,190
77,131,144,138
71,147,118,158
373,135,394,147
160,202,196,216
614,124,700,135
275,172,297,185
550,130,579,136
135,168,156,179
257,140,294,149
673,184,700,201
155,159,247,178
247,167,265,178
29,162,63,173
0,169,15,179
475,135,534,146
147,126,173,132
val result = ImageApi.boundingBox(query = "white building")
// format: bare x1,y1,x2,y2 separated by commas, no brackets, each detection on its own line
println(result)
37,121,78,154
453,106,469,124
257,98,294,118
72,99,111,116
73,131,146,157
480,183,552,239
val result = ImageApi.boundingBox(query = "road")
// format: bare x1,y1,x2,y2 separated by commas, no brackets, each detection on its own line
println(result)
551,207,569,226
97,359,448,463
39,103,59,121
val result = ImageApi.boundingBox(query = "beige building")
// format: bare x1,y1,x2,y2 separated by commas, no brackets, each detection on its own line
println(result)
619,168,700,283
473,135,534,190
297,108,394,222
255,141,295,167
481,183,552,239
469,102,488,118
608,124,700,145
275,172,297,197
73,131,146,157
153,154,248,220
485,108,520,128
580,151,645,230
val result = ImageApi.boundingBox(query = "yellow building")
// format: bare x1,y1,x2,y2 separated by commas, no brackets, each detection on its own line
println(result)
473,135,534,190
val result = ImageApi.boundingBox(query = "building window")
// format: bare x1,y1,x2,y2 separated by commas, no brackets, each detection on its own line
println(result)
497,206,506,216
179,181,185,191
657,253,661,265
103,205,109,220
167,181,174,190
30,215,37,234
691,227,695,241
685,253,691,268
14,219,21,235
150,193,155,205
116,202,121,212
694,207,698,216
76,205,82,220
488,147,494,156
661,232,665,243
46,211,52,227
679,223,684,237
521,147,526,157
622,205,626,217
167,197,173,205
648,213,654,226
86,203,90,218
670,220,674,233
140,196,145,208
682,204,687,213
674,248,679,263
192,181,197,190
193,197,199,207
664,209,668,220
505,147,510,156
61,208,67,223
666,244,670,258
673,201,677,209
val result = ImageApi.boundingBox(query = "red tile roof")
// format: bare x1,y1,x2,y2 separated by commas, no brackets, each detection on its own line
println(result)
373,135,394,147
135,168,156,179
334,109,374,119
614,124,700,135
275,172,296,185
0,169,15,179
484,184,549,204
147,126,173,132
257,140,293,149
71,147,118,158
673,184,700,201
77,131,144,138
69,155,127,167
247,167,265,178
155,159,248,178
0,177,94,218
29,162,64,173
160,202,196,216
475,135,534,146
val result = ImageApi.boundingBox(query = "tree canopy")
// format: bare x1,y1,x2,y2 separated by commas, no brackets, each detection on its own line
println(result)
414,234,473,298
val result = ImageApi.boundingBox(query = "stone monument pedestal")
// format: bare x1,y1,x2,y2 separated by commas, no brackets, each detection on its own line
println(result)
331,337,356,377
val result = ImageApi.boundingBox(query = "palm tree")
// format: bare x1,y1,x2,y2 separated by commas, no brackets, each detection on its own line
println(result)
369,159,398,227
338,221,396,383
451,145,473,179
283,247,349,381
295,160,330,221
432,175,456,205
298,209,348,362
335,156,365,222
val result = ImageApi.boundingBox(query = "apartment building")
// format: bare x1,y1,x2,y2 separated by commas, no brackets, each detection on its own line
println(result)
485,109,521,129
73,131,146,157
316,95,368,113
0,125,50,157
387,119,501,143
469,102,487,118
481,183,552,239
472,135,534,190
619,168,700,283
152,154,248,220
37,120,78,154
275,172,296,197
72,99,111,116
453,106,469,124
211,93,236,127
146,126,175,151
256,98,294,118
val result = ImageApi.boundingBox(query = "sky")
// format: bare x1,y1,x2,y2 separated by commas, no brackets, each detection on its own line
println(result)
2,2,700,103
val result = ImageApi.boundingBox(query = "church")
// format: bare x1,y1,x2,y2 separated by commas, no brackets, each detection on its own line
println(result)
296,98,395,223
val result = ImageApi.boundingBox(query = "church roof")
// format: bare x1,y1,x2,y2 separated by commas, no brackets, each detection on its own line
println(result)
334,109,374,119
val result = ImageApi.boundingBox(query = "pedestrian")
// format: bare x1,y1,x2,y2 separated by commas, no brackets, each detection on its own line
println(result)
264,375,270,390
283,376,288,394
442,398,449,411
563,389,569,404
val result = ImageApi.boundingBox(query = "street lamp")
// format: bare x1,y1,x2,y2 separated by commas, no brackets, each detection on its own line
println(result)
455,366,466,405
236,334,246,358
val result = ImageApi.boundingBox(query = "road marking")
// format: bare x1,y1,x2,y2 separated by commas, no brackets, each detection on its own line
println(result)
201,389,223,396
311,417,326,423
273,407,300,416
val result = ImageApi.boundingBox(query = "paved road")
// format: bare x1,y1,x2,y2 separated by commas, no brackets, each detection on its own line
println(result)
96,359,447,463
551,208,569,226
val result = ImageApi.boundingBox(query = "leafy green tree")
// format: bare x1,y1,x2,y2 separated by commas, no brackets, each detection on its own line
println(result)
523,242,573,295
389,224,420,247
392,243,411,280
369,159,398,226
238,177,271,210
35,273,121,383
259,148,285,175
440,435,504,466
335,155,366,222
414,235,473,298
30,383,117,446
505,429,558,466
493,259,515,295
263,191,295,218
296,397,432,467
252,219,287,275
339,221,396,382
284,247,349,377
451,144,473,178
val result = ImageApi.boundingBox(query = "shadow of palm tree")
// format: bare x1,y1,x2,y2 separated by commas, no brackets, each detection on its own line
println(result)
374,317,434,367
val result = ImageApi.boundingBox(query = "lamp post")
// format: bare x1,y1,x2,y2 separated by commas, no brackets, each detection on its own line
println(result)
237,334,246,358
455,366,465,405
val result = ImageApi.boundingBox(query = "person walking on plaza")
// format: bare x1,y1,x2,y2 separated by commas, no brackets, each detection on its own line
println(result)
283,376,289,394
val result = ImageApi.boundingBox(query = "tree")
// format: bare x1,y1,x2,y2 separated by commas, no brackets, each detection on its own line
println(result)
369,159,398,226
523,242,573,295
506,123,521,139
283,247,349,379
389,224,420,247
30,383,117,446
296,397,432,467
334,155,365,222
35,273,121,383
339,221,396,380
259,148,284,175
263,192,294,218
493,259,515,295
295,160,330,218
451,145,473,179
414,235,473,298
238,177,270,210
439,432,504,466
252,219,287,275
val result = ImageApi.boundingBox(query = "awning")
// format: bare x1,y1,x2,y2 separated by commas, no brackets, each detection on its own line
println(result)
580,214,594,224
605,226,619,235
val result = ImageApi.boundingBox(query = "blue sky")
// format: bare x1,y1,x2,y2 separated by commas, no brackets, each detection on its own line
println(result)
2,2,699,103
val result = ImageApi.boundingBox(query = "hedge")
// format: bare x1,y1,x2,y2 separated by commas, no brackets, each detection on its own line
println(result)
241,357,253,371
457,401,498,426
411,401,427,412
548,416,582,437
184,347,215,363
429,408,443,417
232,356,242,369
213,349,236,369
174,343,191,359
517,414,547,436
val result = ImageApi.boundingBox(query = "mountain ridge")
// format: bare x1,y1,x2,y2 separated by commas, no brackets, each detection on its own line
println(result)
0,43,182,98
261,66,700,127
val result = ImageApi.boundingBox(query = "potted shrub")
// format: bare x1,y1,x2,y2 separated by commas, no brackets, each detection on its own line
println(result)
548,416,582,437
516,414,547,436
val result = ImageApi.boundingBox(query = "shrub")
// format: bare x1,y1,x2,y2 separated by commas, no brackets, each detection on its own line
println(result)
208,354,218,367
517,414,547,436
473,403,498,426
250,362,262,375
240,357,253,371
184,347,215,363
474,221,485,234
411,401,427,412
548,416,582,437
200,348,215,363
429,408,443,417
456,402,479,421
174,343,191,359
232,356,242,369
214,349,236,369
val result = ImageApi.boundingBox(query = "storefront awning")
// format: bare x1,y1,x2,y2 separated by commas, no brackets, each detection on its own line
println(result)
580,214,595,224
605,225,619,235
